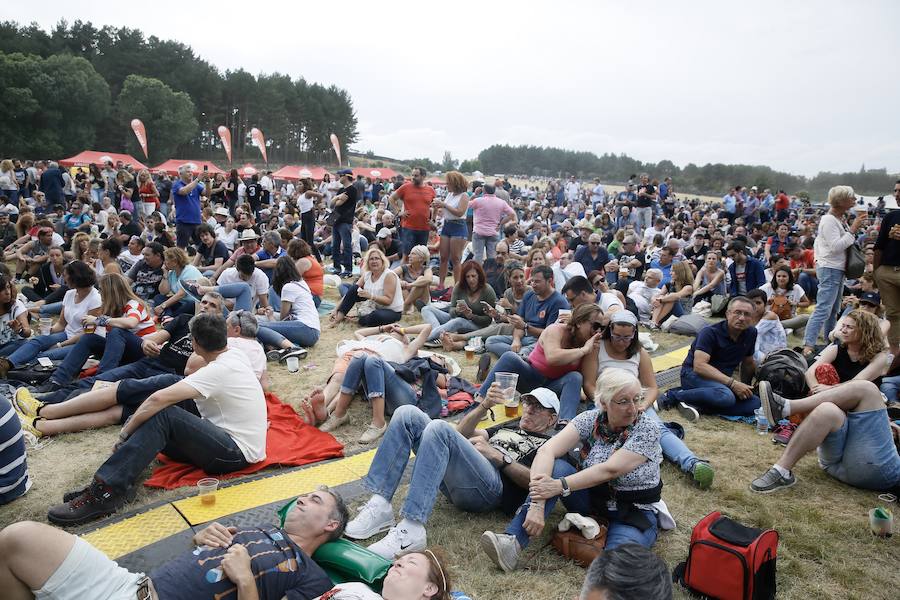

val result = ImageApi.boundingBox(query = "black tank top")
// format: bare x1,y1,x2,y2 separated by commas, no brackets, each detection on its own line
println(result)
832,343,866,382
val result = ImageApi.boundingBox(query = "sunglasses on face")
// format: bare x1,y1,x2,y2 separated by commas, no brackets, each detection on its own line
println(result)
591,321,604,331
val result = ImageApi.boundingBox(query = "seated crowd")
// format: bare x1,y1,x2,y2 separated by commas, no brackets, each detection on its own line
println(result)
1,160,899,600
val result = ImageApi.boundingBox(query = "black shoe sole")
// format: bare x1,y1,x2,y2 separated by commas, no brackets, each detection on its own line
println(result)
477,355,491,383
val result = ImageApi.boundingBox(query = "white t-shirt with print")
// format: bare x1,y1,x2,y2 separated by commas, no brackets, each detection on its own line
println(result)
759,283,805,306
62,288,102,338
227,336,266,379
183,347,267,463
0,300,28,347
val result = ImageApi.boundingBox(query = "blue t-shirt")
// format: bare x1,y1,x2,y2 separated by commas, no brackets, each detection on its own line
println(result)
169,264,203,294
684,320,757,377
62,213,91,230
574,244,610,275
517,289,568,331
648,260,673,287
172,179,204,225
149,527,332,600
255,247,285,282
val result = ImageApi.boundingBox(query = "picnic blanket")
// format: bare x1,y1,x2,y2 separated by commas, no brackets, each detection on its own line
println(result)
143,393,344,490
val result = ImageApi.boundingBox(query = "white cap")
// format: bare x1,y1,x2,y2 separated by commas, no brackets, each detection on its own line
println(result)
376,228,393,239
521,387,560,414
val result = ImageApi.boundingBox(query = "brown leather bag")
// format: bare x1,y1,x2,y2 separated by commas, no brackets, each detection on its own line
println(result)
770,295,792,321
550,520,608,567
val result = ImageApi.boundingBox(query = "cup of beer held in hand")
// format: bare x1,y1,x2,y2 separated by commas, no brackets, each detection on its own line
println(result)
197,477,219,506
495,372,520,417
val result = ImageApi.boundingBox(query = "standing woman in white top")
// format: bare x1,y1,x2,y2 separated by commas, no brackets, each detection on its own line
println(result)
432,170,470,288
296,176,324,261
330,247,403,327
257,256,321,349
802,186,868,358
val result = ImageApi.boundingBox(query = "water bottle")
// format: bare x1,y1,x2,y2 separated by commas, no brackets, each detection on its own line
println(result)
755,408,768,435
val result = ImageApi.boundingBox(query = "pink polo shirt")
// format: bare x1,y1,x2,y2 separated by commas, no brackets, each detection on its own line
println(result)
470,194,515,237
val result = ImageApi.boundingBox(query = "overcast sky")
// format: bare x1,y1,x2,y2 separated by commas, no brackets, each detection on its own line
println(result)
4,0,899,176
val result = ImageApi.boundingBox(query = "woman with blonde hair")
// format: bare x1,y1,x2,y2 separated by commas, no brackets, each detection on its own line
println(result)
69,231,91,262
524,245,547,280
286,238,324,307
650,260,694,326
154,246,202,316
481,367,667,572
433,170,470,288
0,160,18,205
805,309,889,393
394,244,433,313
136,169,159,218
802,185,868,357
329,247,404,327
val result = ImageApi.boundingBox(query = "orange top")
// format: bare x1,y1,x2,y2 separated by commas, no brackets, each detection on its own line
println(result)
302,257,324,297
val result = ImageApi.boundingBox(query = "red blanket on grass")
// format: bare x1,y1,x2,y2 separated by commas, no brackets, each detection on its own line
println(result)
143,393,344,490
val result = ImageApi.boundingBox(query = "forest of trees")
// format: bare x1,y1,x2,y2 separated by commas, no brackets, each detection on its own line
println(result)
474,145,898,200
0,20,358,165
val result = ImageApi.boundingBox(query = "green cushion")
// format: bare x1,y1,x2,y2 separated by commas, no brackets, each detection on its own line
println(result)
312,538,391,589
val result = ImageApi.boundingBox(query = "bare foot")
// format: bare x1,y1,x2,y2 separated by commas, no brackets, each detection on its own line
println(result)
440,332,455,352
305,388,328,424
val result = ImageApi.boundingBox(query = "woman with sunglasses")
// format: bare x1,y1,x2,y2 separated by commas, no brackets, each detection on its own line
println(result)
477,303,601,423
481,368,671,572
598,310,713,487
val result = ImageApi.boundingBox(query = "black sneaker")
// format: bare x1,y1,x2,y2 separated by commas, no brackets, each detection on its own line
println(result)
62,483,137,504
266,347,309,363
182,282,202,300
759,381,786,426
48,480,125,526
33,380,62,394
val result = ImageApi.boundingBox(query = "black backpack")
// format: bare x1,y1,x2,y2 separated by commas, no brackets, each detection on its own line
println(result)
757,349,808,399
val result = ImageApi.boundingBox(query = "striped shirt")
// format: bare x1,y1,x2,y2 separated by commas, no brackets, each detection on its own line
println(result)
0,392,30,505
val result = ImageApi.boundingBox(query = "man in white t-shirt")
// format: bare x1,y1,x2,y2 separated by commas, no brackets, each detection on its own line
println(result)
192,254,270,312
225,309,270,391
47,313,267,526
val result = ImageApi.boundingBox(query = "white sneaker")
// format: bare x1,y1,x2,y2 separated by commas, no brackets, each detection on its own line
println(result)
344,499,395,540
480,531,520,572
367,524,427,559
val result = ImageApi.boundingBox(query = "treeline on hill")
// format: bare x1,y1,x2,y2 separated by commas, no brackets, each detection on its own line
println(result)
469,145,896,201
0,20,358,165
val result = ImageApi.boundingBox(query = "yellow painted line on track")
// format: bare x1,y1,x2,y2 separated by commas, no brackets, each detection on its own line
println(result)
86,343,691,559
82,504,188,560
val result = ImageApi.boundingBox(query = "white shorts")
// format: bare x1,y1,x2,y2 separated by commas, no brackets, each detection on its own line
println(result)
35,537,144,600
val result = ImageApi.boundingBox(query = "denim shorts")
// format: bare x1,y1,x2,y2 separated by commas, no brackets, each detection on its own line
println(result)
817,407,900,490
441,219,468,239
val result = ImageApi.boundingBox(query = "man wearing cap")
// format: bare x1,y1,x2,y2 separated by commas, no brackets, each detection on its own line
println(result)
343,384,561,559
389,167,435,262
212,206,230,233
873,179,900,356
171,165,207,248
574,233,612,276
375,227,402,267
569,220,594,253
331,169,359,278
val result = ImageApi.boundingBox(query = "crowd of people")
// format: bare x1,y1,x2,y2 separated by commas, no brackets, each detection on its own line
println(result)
0,155,899,599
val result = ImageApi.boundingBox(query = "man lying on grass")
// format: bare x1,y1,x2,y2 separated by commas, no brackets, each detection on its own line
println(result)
0,489,346,600
343,384,561,560
44,312,267,526
751,380,900,494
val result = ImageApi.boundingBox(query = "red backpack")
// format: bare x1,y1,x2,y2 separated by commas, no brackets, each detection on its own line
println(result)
674,511,778,600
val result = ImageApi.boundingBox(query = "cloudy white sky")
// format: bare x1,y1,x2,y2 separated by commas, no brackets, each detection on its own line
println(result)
4,0,899,176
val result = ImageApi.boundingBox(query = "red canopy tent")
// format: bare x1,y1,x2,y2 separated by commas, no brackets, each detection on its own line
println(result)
426,177,446,186
152,159,225,176
59,150,147,170
352,167,398,180
272,165,332,181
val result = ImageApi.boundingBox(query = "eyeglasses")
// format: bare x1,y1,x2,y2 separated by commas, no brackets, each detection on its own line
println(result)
591,321,604,331
612,393,644,406
610,333,633,342
591,279,603,286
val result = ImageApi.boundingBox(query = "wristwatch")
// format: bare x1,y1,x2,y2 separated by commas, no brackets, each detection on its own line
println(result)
499,454,513,470
559,476,571,497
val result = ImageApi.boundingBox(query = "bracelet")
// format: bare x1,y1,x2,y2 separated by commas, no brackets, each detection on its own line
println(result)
727,378,734,389
97,315,111,327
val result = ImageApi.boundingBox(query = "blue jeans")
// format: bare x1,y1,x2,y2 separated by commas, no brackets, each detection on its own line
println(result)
95,404,249,495
645,408,699,473
635,207,653,233
5,332,70,368
400,228,429,256
478,351,583,421
49,329,146,385
420,305,478,341
798,272,818,301
257,321,320,348
38,302,63,316
153,294,195,317
214,282,254,311
362,405,504,523
333,222,353,272
38,358,177,405
817,408,900,490
803,266,844,347
0,339,26,356
880,375,900,405
671,368,760,417
472,233,499,263
340,355,417,415
485,334,538,358
505,459,659,550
